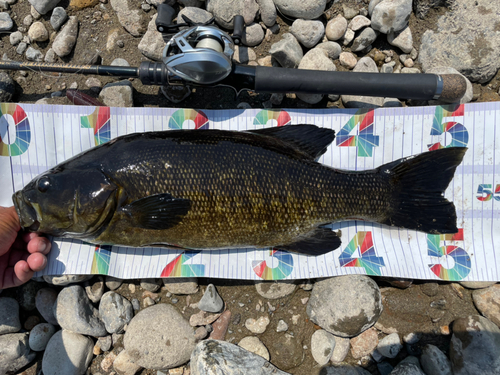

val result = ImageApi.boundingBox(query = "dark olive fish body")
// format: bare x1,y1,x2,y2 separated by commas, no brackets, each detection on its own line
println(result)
13,126,466,255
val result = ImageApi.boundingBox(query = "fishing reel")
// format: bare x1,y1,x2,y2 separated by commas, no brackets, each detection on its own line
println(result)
156,4,243,85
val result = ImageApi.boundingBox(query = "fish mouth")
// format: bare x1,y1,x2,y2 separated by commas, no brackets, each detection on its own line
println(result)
12,191,40,231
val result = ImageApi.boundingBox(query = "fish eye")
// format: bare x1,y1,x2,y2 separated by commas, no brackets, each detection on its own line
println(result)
37,177,51,193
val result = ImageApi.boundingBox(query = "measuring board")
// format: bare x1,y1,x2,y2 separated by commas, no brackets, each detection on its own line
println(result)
0,102,497,281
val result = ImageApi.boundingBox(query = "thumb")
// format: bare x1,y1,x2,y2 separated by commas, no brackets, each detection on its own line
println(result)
0,206,21,256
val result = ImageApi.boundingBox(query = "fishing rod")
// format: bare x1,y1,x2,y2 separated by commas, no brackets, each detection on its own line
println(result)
0,4,467,103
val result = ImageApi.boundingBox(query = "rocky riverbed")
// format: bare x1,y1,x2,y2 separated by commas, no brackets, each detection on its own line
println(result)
0,0,500,374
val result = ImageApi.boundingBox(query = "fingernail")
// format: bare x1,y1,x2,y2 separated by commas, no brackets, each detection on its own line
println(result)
39,242,47,253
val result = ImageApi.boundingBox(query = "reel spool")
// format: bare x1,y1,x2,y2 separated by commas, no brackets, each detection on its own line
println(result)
162,26,235,85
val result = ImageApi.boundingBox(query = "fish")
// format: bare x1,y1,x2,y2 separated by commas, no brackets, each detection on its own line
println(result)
13,125,466,255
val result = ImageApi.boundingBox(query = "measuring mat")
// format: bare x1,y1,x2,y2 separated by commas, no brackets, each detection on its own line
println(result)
0,102,497,281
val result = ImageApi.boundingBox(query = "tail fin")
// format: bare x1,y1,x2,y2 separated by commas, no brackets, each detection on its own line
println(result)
380,147,466,234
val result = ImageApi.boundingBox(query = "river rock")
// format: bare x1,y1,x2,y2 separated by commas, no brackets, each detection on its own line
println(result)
50,6,67,30
326,15,347,41
113,349,142,375
255,280,296,299
350,327,378,359
124,304,195,370
297,48,336,104
352,27,379,52
0,12,12,31
341,57,384,108
377,332,402,358
420,344,452,375
110,0,148,36
242,23,265,47
238,336,270,360
26,46,43,62
54,285,107,337
460,281,497,289
85,276,105,303
0,297,21,334
163,277,199,294
330,336,350,363
273,0,326,19
28,21,48,42
419,0,500,83
311,329,336,365
450,315,500,375
99,80,134,107
269,33,303,68
99,291,134,334
472,284,500,327
290,19,324,48
348,15,371,31
245,316,270,334
138,14,167,61
177,7,213,25
0,333,36,374
388,26,413,53
36,288,59,325
9,30,22,45
28,0,61,14
198,284,224,313
207,0,259,29
52,16,79,57
391,356,425,375
426,66,473,105
29,323,57,351
316,41,342,59
257,0,276,27
42,330,93,375
105,276,123,290
140,278,161,292
191,339,290,375
371,0,412,34
307,275,383,337
340,52,357,69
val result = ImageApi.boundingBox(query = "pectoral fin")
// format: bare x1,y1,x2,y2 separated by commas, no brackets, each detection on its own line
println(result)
121,193,191,230
279,227,341,255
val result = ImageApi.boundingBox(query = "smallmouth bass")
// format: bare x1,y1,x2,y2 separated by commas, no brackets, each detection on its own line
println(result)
13,125,466,255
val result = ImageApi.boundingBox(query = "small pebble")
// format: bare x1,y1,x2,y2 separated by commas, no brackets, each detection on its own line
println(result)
311,329,336,365
131,299,140,311
276,320,288,332
98,335,112,352
377,333,402,358
238,336,270,360
143,297,155,307
194,326,208,340
29,323,57,351
245,316,270,334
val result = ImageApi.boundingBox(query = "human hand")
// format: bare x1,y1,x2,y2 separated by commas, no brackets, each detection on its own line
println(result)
0,206,51,289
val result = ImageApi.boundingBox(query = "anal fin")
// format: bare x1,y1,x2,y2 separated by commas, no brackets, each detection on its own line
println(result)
278,227,341,255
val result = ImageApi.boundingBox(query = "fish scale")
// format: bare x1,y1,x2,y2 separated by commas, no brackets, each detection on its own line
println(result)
13,126,466,255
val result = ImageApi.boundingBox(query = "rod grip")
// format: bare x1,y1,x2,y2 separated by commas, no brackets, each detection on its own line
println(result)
254,66,466,101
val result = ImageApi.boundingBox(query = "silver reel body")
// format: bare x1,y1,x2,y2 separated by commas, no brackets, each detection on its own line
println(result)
162,26,235,85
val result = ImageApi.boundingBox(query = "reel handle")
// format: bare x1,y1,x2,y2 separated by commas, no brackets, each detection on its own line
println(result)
232,16,244,45
156,4,177,33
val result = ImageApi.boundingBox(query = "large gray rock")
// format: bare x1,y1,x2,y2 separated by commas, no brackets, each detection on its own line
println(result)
351,27,379,52
138,14,167,61
341,57,385,108
99,291,134,334
28,0,61,15
0,333,36,374
242,23,265,47
0,297,21,334
52,16,79,57
110,0,149,36
306,275,383,337
177,7,213,26
54,285,107,337
371,0,412,34
269,33,303,68
0,12,13,31
450,315,500,375
50,6,67,30
42,330,93,375
207,0,259,29
326,15,347,41
273,0,326,19
290,19,325,48
419,0,500,83
124,304,196,370
297,48,336,104
472,284,500,327
387,26,413,53
191,339,290,375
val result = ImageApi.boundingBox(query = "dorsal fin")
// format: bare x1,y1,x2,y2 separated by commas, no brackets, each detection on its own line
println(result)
247,125,336,160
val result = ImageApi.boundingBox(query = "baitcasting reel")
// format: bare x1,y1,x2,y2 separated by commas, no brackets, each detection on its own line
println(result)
155,4,244,85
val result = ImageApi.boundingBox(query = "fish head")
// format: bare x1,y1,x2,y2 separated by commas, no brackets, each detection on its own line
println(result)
13,167,119,238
